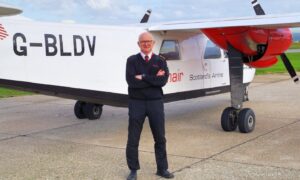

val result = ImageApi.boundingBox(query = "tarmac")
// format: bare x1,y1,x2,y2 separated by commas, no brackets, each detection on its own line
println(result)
0,73,300,179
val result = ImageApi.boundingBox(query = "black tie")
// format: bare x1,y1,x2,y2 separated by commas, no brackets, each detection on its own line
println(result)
145,55,149,62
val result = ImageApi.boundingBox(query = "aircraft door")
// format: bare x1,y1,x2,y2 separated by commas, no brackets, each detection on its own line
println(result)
203,40,229,88
157,33,210,94
180,34,206,90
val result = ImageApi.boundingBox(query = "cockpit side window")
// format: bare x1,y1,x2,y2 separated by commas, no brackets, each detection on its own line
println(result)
204,40,222,59
159,40,180,60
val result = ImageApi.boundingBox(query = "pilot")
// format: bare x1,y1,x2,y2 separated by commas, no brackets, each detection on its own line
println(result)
125,32,174,180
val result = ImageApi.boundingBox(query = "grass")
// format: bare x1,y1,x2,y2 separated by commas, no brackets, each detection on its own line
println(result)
289,42,300,49
255,53,300,75
0,87,32,98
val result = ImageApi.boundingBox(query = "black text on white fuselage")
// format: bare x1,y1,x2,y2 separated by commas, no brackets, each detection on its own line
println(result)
13,33,96,57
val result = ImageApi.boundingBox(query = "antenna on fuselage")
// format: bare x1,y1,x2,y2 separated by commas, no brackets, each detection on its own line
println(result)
140,9,152,23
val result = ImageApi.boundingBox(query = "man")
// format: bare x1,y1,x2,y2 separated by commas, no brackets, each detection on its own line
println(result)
125,32,174,180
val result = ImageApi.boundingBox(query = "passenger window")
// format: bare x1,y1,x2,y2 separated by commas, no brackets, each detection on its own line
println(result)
159,40,180,60
204,40,221,59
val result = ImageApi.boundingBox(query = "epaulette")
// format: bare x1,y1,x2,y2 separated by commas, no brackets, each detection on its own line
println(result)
159,54,166,61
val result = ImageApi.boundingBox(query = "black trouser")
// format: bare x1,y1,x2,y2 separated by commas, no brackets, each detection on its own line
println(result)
126,99,168,171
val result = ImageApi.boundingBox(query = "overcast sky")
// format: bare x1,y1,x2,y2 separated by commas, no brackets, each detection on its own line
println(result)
0,0,300,29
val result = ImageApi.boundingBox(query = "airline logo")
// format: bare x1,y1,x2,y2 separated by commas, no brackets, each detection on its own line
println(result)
0,24,9,40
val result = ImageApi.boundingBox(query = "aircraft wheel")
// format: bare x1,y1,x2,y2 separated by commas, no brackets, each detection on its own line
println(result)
83,103,103,120
221,107,238,131
238,108,255,133
74,101,87,119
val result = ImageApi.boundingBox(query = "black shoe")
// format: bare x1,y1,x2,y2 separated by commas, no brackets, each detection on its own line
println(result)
156,170,174,179
127,170,137,180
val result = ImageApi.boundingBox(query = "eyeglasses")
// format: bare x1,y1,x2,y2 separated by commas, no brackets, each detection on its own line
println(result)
139,40,153,44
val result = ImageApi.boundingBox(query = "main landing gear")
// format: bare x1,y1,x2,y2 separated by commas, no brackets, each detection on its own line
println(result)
221,107,255,133
74,101,103,120
221,43,256,133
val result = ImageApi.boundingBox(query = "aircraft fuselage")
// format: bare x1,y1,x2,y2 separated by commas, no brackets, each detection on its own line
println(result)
0,19,255,107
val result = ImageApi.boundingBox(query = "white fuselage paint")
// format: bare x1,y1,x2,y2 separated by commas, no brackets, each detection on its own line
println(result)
0,19,255,98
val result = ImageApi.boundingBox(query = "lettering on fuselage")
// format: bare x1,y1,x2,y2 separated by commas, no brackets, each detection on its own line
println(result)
190,73,223,81
13,33,96,56
169,70,184,83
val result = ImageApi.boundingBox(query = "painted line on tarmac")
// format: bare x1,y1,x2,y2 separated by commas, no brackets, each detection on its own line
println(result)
0,121,87,143
251,77,292,88
2,118,299,175
0,135,20,142
0,98,65,116
22,116,299,174
211,158,300,172
171,119,300,174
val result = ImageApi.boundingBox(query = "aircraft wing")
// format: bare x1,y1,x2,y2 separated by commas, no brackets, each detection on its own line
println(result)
148,13,300,31
149,12,300,83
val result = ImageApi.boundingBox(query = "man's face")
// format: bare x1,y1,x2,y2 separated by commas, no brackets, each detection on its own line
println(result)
138,33,155,55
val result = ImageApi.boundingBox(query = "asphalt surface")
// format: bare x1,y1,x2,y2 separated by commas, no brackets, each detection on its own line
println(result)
0,73,300,179
287,49,300,53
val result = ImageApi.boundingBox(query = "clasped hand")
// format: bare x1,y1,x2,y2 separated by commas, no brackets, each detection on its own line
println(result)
135,69,165,80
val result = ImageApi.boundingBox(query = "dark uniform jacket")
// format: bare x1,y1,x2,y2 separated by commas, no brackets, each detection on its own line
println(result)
126,53,169,100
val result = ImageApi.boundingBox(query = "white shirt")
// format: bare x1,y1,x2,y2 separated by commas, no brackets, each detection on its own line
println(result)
140,52,153,61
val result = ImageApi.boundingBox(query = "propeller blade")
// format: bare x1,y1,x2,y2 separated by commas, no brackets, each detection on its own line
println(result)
251,0,265,15
140,9,152,23
280,53,299,84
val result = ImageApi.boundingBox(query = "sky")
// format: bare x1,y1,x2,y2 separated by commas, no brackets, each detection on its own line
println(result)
0,0,300,31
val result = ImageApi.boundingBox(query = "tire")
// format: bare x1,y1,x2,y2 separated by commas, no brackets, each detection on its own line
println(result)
221,107,238,132
74,101,87,119
83,103,103,120
238,108,255,133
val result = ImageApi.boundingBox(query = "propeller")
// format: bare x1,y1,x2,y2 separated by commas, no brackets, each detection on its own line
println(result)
251,0,265,15
251,0,299,83
281,54,299,83
140,9,152,23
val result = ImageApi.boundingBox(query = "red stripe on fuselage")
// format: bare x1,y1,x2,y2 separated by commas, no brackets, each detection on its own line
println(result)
0,31,8,36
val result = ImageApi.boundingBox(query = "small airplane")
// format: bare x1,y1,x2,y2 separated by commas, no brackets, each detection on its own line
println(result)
0,0,299,133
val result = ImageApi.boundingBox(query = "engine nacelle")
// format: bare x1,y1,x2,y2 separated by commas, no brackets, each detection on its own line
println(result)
202,27,292,68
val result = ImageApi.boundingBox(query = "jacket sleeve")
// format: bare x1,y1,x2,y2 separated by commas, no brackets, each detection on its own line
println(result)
143,60,169,87
126,57,151,88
